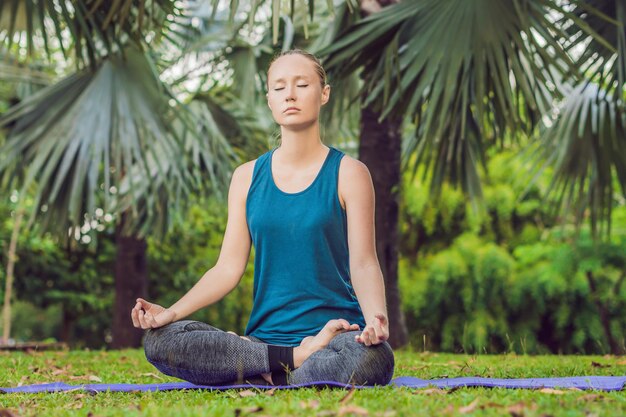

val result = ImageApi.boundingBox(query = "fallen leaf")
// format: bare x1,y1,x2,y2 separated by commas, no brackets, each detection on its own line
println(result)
507,401,530,417
458,398,479,414
88,375,102,382
139,372,163,380
0,409,22,417
338,405,369,416
316,411,336,417
480,402,503,410
577,394,605,402
591,361,610,368
413,388,447,395
339,386,356,404
16,376,28,387
377,411,396,417
300,400,320,409
238,389,257,398
234,405,263,416
538,388,565,394
264,387,277,396
616,360,626,365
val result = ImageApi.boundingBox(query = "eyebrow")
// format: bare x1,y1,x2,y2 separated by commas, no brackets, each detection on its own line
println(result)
271,75,310,83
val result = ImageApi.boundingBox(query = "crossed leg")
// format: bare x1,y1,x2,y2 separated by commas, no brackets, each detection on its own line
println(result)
144,320,395,386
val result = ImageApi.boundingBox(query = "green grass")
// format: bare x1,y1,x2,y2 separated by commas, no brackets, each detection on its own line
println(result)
1,348,625,416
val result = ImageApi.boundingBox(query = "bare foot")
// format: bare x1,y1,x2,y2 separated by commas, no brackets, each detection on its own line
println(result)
295,319,360,368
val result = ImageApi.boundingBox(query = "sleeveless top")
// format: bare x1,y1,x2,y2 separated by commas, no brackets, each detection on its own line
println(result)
243,145,366,346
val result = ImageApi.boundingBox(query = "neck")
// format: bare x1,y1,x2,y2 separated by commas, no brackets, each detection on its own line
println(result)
275,123,328,167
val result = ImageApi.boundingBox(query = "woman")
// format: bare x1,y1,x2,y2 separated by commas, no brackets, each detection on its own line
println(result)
131,49,395,386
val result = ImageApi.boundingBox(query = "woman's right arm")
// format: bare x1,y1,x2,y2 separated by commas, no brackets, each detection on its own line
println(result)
167,161,255,322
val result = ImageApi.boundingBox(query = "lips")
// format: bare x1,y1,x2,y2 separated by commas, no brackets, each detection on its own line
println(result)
284,107,300,113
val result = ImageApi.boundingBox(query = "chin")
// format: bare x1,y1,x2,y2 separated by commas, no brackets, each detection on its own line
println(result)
280,115,315,125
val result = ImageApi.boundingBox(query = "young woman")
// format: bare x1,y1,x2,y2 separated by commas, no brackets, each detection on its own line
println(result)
131,49,395,386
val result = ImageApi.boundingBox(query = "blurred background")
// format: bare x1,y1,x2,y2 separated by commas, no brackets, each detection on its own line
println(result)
0,0,625,355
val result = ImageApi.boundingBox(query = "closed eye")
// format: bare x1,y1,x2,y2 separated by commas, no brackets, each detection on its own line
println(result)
273,85,308,91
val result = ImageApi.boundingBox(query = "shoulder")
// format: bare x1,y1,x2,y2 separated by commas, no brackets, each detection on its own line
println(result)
338,153,372,182
230,159,258,198
338,153,373,208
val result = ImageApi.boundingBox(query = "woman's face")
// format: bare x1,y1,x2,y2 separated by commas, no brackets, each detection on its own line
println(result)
266,54,330,129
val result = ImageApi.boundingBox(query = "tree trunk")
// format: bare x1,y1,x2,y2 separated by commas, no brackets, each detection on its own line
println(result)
60,307,75,344
586,270,620,354
2,206,24,344
359,105,408,349
358,0,408,350
111,211,148,349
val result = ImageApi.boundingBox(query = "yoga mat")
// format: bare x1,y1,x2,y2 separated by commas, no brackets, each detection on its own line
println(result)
2,376,625,394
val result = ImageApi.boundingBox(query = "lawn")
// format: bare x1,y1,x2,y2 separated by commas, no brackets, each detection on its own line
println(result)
1,347,625,416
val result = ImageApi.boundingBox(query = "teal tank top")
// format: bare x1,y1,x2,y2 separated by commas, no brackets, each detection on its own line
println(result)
244,145,366,346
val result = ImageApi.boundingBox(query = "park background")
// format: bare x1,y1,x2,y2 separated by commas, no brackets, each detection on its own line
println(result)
1,0,626,358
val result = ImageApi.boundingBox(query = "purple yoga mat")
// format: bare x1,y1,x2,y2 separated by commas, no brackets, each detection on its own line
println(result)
1,376,624,393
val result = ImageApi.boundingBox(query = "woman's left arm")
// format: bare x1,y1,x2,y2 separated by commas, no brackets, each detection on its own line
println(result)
341,157,390,346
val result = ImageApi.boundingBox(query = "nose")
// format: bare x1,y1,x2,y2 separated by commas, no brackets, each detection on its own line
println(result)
284,85,297,102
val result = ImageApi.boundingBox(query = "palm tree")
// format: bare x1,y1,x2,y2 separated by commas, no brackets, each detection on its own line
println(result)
0,2,254,347
2,0,624,352
312,0,626,347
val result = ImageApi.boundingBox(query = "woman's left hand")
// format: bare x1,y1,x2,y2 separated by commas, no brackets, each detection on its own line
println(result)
355,313,389,346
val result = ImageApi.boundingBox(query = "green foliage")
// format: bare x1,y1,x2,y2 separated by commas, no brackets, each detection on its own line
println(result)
0,192,255,347
402,233,515,353
0,194,116,348
146,195,255,335
400,148,626,354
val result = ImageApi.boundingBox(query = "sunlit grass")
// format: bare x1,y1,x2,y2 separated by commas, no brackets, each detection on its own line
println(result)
1,347,626,416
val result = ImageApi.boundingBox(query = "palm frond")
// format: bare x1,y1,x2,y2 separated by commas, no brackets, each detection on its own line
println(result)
0,46,236,241
318,0,581,200
564,0,626,97
528,81,626,238
0,0,189,67
112,90,267,239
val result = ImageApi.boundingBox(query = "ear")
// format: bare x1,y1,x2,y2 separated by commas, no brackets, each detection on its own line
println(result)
321,84,331,106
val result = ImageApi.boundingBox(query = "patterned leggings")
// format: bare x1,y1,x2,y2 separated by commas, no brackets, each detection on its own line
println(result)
143,319,395,386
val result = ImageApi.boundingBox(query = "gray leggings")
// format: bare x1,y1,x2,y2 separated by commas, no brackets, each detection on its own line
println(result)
143,319,395,386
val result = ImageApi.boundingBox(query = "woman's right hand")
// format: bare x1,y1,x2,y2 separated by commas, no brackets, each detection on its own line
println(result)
131,298,176,329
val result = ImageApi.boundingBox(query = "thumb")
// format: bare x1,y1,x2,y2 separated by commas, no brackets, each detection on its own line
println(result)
137,298,151,310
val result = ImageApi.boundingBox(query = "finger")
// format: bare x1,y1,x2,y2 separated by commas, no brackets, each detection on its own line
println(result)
365,328,376,346
145,311,157,327
138,310,149,329
339,319,350,329
358,329,370,346
131,304,140,327
138,298,151,312
373,321,384,341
